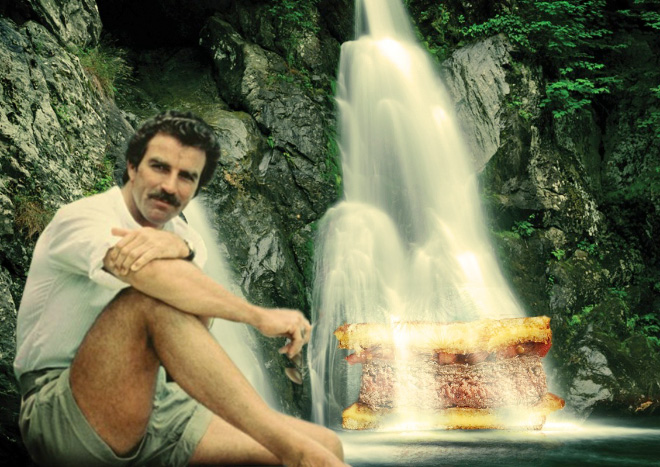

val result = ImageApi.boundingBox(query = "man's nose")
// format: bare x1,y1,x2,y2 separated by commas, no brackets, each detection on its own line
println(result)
160,173,177,193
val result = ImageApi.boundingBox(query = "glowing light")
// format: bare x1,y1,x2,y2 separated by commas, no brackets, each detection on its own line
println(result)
456,251,484,284
376,38,412,76
540,421,585,432
432,106,448,124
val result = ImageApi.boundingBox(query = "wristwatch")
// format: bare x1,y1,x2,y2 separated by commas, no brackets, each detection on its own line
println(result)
183,238,196,261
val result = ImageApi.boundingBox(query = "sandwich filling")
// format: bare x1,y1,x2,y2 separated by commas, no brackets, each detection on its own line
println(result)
359,355,547,410
335,316,564,430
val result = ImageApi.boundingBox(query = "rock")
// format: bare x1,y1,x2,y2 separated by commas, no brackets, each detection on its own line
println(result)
0,16,132,273
12,0,102,48
440,35,515,171
0,268,28,463
553,111,602,193
0,13,132,461
200,17,329,163
318,0,355,44
0,268,16,371
566,345,615,416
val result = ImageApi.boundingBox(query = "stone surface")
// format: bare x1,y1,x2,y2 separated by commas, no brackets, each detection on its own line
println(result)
200,16,332,164
440,35,514,171
11,0,102,48
0,13,132,461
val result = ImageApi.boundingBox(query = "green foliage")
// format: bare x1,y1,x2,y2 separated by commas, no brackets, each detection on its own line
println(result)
609,287,629,300
627,313,660,347
462,0,623,118
323,127,343,196
53,103,71,125
507,97,533,120
405,1,660,138
85,157,115,196
512,214,536,238
577,239,604,259
268,0,320,66
282,151,295,165
404,1,467,61
605,164,660,204
268,0,320,33
637,85,660,137
72,41,131,98
569,304,595,326
551,248,566,261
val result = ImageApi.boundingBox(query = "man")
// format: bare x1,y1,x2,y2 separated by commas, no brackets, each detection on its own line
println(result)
14,111,347,466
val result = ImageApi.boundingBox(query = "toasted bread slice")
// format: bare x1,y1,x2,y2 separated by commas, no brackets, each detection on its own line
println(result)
342,393,565,430
335,316,552,355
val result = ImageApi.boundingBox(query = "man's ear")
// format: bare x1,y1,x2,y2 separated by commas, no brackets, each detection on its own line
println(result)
127,161,137,182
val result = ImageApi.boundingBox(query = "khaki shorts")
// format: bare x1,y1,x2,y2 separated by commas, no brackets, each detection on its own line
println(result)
19,368,213,467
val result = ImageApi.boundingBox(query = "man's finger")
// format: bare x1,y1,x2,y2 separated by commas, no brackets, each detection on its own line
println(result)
111,227,131,237
301,322,312,344
287,327,305,358
112,231,140,260
119,244,154,274
130,248,157,271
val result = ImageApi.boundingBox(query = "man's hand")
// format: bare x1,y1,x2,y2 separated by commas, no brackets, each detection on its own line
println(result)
276,423,349,467
286,443,350,467
255,308,312,359
108,227,190,275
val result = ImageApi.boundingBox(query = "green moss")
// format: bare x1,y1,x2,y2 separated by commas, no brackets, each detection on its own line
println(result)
404,0,469,62
72,42,132,98
84,157,115,196
323,127,343,197
268,0,320,67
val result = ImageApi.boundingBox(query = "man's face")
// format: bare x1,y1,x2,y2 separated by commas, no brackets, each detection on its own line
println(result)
124,133,206,228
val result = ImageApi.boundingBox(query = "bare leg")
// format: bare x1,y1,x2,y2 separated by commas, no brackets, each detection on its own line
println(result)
190,413,344,465
69,288,343,463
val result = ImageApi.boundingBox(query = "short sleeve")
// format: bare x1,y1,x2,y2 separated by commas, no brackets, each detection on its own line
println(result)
47,203,129,291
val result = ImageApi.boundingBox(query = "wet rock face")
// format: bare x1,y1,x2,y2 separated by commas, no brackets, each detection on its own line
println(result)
0,269,22,463
0,12,132,460
8,0,102,48
200,16,330,165
441,34,659,418
0,17,133,280
440,35,514,172
198,15,340,318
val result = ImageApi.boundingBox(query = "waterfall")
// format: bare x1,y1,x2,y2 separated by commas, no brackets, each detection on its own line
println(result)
310,0,525,427
183,199,279,409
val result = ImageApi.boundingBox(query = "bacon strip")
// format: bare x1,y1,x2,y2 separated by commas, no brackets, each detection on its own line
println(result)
345,340,552,365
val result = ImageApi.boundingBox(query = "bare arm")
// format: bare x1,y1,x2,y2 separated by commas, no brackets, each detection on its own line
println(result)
103,252,311,357
107,227,191,275
103,255,342,465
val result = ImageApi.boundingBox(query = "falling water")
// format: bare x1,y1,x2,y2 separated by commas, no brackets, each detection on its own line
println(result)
310,0,526,427
184,199,279,409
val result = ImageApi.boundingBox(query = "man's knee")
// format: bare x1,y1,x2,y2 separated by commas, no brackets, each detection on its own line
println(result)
108,286,158,309
105,287,203,329
105,287,173,319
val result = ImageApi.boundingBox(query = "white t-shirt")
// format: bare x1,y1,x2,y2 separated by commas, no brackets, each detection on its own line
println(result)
14,186,207,380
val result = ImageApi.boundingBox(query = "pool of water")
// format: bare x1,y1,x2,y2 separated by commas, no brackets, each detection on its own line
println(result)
339,417,660,466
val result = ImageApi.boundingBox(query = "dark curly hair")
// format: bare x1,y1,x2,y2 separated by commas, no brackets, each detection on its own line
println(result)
122,110,221,195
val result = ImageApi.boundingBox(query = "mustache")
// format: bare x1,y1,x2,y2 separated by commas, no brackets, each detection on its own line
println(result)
148,190,181,208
